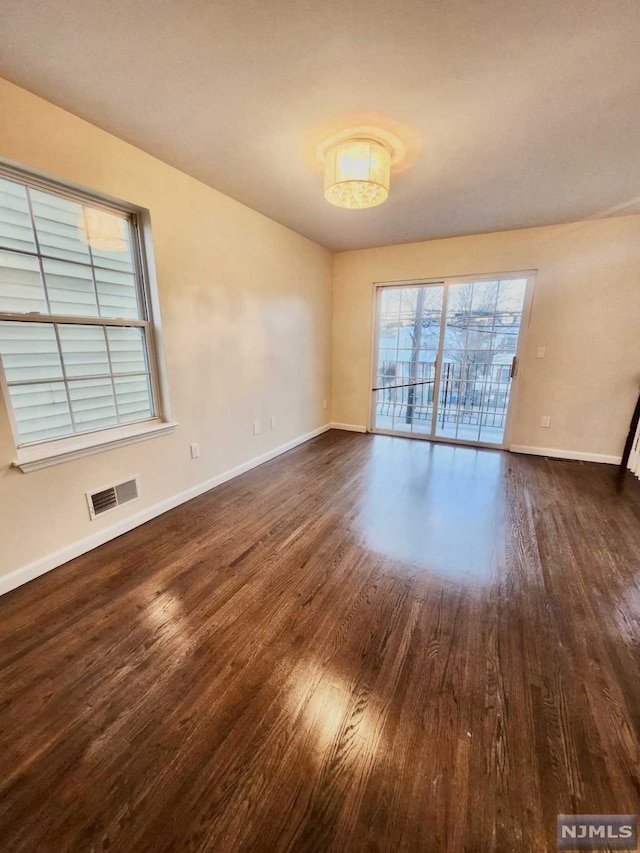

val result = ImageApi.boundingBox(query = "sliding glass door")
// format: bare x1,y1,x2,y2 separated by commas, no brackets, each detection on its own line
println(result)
372,283,444,436
371,275,530,447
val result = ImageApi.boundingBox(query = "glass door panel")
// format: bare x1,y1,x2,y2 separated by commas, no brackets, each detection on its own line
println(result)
372,277,528,447
434,278,527,445
373,284,444,435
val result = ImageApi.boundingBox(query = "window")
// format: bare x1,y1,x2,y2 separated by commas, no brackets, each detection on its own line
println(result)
0,166,172,470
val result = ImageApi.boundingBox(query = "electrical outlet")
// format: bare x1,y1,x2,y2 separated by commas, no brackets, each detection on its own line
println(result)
270,416,277,430
253,420,261,435
540,415,551,428
536,347,546,359
190,442,200,459
323,399,328,410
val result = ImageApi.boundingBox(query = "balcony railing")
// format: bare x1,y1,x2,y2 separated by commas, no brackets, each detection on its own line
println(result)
374,360,512,431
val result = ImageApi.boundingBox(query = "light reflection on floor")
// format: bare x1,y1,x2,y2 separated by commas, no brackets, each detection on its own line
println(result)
286,663,378,764
356,437,505,583
145,590,190,650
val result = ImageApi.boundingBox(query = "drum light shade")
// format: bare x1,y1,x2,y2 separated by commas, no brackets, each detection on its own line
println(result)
323,138,391,209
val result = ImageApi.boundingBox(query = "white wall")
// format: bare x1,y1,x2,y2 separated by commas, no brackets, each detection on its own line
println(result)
0,79,333,581
332,218,640,459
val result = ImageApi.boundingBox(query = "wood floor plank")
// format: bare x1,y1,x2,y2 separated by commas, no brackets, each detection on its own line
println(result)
1,430,640,852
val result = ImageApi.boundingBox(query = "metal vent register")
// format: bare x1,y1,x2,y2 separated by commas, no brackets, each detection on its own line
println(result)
87,477,139,520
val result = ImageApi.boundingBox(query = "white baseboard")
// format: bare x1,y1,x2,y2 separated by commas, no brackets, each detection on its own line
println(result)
0,423,331,597
330,423,368,433
510,445,621,465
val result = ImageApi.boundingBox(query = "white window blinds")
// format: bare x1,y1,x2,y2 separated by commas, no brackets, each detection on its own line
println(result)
0,172,157,446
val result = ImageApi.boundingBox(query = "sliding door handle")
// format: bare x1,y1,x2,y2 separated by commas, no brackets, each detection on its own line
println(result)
510,356,518,379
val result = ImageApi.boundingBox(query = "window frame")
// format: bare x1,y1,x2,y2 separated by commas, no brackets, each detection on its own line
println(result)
0,161,175,472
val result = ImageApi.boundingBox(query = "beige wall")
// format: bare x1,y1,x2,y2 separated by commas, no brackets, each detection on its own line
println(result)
2,77,639,584
332,219,640,457
0,79,332,579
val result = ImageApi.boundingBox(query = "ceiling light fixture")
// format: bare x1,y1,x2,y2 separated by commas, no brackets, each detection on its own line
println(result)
317,126,406,210
323,137,391,209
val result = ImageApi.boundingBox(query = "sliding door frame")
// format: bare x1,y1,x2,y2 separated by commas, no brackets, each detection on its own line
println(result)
368,270,537,450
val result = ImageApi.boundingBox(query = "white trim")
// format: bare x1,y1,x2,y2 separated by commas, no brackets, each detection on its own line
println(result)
0,424,331,596
330,422,367,433
136,209,173,424
0,157,174,461
371,269,538,287
510,445,621,465
367,277,384,434
13,420,178,472
0,159,145,215
0,312,147,327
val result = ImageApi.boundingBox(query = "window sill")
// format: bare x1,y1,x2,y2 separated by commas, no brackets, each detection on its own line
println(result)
13,420,178,473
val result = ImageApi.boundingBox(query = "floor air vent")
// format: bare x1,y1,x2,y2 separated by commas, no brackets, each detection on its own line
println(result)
87,477,140,520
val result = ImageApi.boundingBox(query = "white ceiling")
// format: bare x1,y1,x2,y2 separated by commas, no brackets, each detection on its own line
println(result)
1,0,639,251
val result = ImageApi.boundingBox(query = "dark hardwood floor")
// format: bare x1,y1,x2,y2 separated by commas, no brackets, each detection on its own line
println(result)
1,430,640,852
